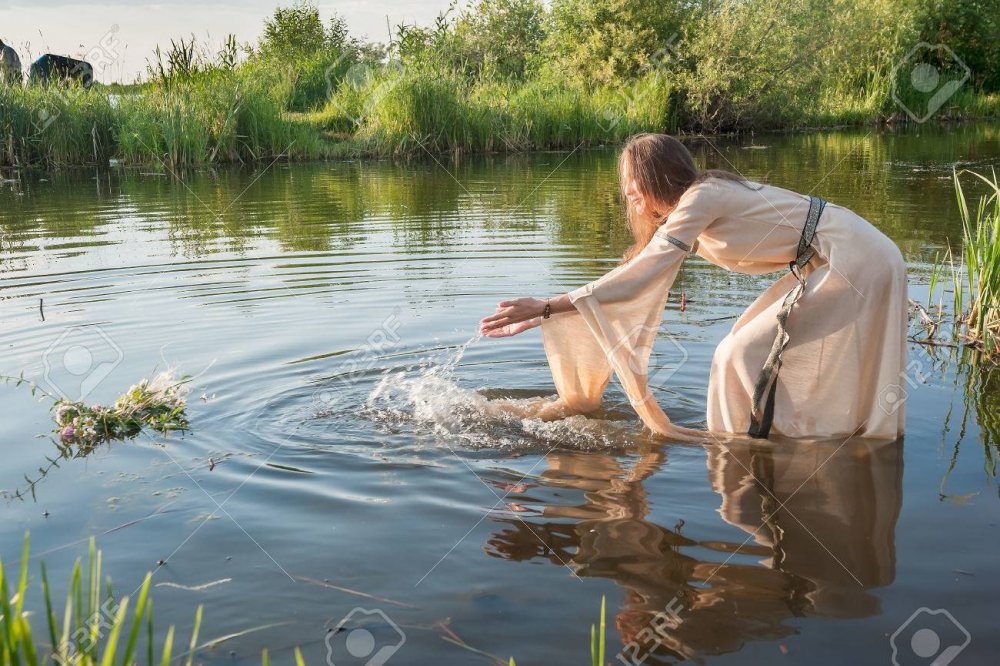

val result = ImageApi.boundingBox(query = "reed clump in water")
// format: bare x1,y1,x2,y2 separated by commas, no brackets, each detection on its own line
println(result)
116,66,323,168
1,533,188,665
924,170,1000,360
0,83,116,166
0,534,308,665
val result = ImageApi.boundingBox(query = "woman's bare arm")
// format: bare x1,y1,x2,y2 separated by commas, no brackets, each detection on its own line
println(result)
479,293,574,337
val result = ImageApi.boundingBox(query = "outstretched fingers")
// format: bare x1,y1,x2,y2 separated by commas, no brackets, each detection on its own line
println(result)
480,310,511,325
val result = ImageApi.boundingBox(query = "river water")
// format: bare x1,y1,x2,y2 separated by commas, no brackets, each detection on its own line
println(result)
1,125,998,664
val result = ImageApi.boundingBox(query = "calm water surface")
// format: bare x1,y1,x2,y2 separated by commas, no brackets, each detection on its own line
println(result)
1,125,999,665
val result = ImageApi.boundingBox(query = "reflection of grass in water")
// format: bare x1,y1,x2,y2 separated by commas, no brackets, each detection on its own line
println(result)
938,352,1000,500
0,535,307,665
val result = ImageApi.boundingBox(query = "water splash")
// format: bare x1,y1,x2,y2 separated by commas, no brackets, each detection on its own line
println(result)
363,333,629,451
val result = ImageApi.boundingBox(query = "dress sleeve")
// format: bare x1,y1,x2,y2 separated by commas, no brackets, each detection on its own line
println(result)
540,180,721,440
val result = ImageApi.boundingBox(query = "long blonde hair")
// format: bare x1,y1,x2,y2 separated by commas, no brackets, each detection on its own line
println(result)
619,133,746,262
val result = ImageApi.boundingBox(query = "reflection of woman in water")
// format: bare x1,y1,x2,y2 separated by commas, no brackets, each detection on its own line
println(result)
485,438,902,661
480,133,907,440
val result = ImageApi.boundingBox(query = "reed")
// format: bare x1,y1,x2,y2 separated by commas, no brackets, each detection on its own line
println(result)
590,595,606,666
928,170,1000,359
954,170,1000,355
506,595,606,666
0,84,116,166
0,533,189,665
1,64,323,168
0,534,310,665
313,66,678,156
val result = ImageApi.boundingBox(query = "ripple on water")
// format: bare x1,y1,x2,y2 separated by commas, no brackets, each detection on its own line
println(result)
359,336,646,452
244,333,646,457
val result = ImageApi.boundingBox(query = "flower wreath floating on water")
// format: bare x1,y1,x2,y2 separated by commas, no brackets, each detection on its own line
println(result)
2,370,191,449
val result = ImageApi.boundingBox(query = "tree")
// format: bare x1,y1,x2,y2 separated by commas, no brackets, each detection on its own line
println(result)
260,1,327,59
455,0,547,79
326,13,360,54
677,0,918,130
543,0,693,84
915,0,1000,91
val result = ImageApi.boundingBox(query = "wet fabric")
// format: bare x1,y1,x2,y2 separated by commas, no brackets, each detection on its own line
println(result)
540,177,907,440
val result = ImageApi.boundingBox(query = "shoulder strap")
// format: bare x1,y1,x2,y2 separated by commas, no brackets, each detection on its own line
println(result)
747,195,827,439
794,196,826,268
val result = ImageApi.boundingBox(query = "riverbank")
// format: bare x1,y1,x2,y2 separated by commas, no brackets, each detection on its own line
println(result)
3,0,999,168
3,75,999,169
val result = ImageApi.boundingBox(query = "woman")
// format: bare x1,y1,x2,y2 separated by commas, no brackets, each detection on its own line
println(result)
480,134,907,440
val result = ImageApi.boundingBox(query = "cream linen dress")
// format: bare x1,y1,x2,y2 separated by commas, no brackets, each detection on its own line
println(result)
540,177,908,440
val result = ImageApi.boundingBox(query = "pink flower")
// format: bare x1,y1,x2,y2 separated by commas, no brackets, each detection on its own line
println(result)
60,425,76,444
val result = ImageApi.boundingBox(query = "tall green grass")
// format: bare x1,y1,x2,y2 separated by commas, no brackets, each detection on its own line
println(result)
590,595,606,666
929,170,1000,359
311,67,678,156
954,170,1000,356
6,63,996,167
1,64,323,168
0,85,116,167
4,0,1000,166
0,534,306,665
1,534,183,665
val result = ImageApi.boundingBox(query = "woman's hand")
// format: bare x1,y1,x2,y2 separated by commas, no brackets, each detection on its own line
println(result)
480,297,545,337
482,317,541,338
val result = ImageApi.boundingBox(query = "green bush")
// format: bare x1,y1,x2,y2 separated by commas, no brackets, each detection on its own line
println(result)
544,0,690,84
916,0,1000,92
284,50,357,112
358,68,491,154
676,0,919,130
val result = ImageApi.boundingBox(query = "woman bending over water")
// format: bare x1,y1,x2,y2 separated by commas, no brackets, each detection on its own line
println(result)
480,134,907,441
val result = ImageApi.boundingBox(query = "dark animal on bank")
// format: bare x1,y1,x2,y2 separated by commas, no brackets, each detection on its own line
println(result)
29,54,94,88
0,39,23,84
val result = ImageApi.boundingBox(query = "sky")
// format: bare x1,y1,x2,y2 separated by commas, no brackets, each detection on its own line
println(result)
0,1,453,83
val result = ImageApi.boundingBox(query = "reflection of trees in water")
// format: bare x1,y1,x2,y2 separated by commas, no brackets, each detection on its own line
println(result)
484,438,902,661
2,124,996,264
